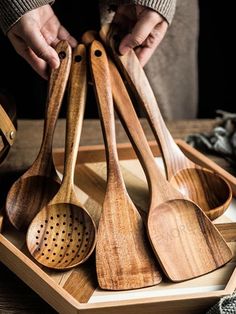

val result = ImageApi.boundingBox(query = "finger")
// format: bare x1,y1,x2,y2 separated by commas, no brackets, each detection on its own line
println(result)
41,28,60,47
135,22,168,66
21,25,60,69
57,26,77,48
25,49,49,79
135,46,157,66
119,10,163,55
9,34,49,79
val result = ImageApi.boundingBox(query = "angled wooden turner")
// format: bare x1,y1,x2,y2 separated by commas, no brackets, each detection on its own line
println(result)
107,53,232,282
100,24,232,221
90,40,162,290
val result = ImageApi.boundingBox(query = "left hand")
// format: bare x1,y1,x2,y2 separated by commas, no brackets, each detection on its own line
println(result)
113,4,168,66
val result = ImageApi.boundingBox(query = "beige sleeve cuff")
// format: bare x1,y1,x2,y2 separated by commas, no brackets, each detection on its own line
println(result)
106,0,176,24
0,0,54,34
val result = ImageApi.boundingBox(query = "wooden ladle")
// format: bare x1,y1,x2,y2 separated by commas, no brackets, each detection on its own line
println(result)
5,41,71,231
90,40,162,290
100,24,232,220
26,44,96,269
108,53,232,282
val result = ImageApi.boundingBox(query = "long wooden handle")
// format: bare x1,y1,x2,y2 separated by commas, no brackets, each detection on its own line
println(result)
89,40,123,184
109,59,180,203
35,41,72,167
56,44,87,200
100,24,189,179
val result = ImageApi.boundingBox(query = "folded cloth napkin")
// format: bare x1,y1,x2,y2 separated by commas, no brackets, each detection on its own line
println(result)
186,110,236,170
206,294,236,314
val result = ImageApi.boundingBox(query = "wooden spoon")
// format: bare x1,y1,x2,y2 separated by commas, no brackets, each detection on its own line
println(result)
108,55,232,282
90,40,162,290
26,44,96,269
100,24,232,221
5,41,71,231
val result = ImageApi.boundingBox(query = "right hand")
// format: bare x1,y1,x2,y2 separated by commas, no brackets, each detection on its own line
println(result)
7,4,77,79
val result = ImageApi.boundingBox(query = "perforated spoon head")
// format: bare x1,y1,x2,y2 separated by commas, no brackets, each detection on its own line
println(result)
26,203,96,269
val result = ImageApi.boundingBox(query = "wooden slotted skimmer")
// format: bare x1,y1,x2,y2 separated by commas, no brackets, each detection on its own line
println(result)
27,44,96,269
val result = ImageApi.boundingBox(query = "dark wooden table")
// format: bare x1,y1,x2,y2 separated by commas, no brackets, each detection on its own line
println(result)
0,118,230,313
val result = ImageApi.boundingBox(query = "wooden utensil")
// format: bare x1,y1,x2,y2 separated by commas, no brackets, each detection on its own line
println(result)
100,24,232,221
90,40,162,290
5,41,71,231
26,44,96,269
108,55,232,282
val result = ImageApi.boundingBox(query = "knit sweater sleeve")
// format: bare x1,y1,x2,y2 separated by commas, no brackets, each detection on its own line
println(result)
106,0,176,24
0,0,54,34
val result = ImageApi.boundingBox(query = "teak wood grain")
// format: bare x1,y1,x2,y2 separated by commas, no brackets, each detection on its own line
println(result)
107,52,233,281
99,24,232,221
1,140,236,314
26,44,97,270
89,40,162,290
5,41,72,231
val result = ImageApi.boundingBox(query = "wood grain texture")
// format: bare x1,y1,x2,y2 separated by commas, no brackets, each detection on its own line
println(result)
1,139,236,314
178,139,236,198
0,92,17,164
26,44,97,270
63,257,97,303
99,24,232,221
215,223,236,242
5,41,72,231
0,104,16,146
108,54,233,281
90,40,162,290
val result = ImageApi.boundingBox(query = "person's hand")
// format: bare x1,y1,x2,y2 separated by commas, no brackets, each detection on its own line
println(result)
7,4,77,79
113,4,168,66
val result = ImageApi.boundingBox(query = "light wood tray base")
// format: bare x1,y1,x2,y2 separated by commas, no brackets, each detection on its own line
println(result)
1,140,236,314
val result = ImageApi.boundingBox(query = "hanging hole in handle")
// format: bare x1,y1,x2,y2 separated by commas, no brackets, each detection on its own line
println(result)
59,51,66,59
75,55,82,62
95,50,102,57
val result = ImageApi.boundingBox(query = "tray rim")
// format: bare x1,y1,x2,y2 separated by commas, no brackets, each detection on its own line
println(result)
1,234,235,311
1,140,236,313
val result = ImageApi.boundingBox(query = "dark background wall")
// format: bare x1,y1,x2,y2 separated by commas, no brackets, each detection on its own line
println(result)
0,1,235,119
198,0,235,118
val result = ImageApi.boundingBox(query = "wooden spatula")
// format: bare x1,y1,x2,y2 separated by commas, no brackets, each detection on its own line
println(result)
107,53,232,282
89,40,162,290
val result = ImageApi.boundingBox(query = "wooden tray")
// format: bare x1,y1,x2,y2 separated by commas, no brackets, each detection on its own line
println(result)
1,140,236,314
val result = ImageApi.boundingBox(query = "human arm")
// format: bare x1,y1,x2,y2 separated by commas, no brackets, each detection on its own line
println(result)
0,1,77,79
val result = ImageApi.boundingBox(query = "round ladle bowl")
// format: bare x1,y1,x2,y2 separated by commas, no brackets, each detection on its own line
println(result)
100,25,233,221
169,168,232,220
5,41,72,231
6,176,60,230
